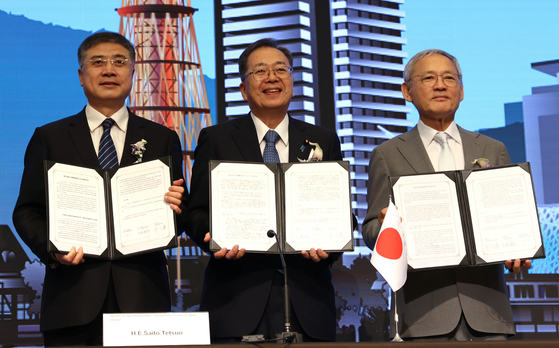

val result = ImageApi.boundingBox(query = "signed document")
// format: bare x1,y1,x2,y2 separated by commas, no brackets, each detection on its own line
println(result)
209,161,353,253
46,157,177,259
390,162,544,270
391,173,467,270
466,166,542,263
210,162,277,252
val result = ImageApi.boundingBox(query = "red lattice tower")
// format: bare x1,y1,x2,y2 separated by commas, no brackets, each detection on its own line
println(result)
118,0,211,298
117,0,212,184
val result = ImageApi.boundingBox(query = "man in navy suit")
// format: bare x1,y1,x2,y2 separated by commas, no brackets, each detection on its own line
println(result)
362,49,531,341
13,32,187,346
185,38,343,343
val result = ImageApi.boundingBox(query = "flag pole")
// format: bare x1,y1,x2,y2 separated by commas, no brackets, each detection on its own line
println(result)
388,194,404,343
391,290,404,342
372,194,407,342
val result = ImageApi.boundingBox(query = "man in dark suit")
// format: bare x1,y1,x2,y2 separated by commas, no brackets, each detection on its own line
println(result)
362,49,531,341
185,38,343,343
12,32,187,346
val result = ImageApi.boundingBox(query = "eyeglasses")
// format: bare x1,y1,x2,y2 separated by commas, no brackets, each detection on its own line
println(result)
242,66,293,82
81,58,132,69
408,73,461,87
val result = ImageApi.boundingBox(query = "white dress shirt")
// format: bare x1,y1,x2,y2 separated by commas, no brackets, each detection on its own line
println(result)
417,119,465,171
251,112,289,163
85,104,129,164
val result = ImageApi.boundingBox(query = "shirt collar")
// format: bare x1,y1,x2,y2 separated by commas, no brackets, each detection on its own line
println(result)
86,104,129,133
417,118,461,147
251,112,289,146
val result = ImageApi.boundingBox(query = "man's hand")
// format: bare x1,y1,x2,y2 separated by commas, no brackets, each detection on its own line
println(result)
378,207,388,225
204,232,246,260
505,259,532,273
301,248,329,262
378,205,401,225
165,178,185,214
55,246,85,266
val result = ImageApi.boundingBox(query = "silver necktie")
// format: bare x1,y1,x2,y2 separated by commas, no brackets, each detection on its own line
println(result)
434,131,455,171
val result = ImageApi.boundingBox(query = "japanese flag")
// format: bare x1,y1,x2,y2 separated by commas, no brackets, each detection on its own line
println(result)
370,201,407,291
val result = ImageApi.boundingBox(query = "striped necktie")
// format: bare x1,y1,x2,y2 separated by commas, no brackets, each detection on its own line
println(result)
98,118,119,169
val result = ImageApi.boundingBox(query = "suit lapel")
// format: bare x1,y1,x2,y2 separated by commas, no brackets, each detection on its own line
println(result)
68,110,101,168
228,114,310,163
122,111,147,166
231,114,263,162
459,126,483,169
288,117,307,162
396,126,485,172
67,109,152,168
396,126,435,173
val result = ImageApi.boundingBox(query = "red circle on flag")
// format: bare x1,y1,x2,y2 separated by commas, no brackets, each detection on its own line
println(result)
376,228,403,260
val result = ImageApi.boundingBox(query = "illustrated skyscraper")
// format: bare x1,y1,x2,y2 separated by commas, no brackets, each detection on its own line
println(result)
214,0,410,255
214,0,326,126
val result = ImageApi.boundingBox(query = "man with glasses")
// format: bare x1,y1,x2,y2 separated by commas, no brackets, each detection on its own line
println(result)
362,49,531,341
185,38,343,343
13,32,188,346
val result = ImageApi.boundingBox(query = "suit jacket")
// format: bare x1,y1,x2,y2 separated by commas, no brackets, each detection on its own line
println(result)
13,108,188,332
362,125,514,338
185,114,342,340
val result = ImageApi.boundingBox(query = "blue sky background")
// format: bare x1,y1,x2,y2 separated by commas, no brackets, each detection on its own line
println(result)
402,1,559,130
0,0,216,78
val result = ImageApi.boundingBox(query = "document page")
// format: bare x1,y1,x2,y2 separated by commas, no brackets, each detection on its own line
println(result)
47,163,108,256
211,162,277,251
284,162,352,251
111,159,175,256
392,173,467,269
466,166,542,262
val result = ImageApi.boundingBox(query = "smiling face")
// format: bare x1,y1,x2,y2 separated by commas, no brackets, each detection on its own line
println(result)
78,42,134,116
401,54,464,131
239,46,294,123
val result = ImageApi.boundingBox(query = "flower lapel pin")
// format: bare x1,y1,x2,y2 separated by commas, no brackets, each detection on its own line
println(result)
472,158,491,168
131,139,148,163
298,139,323,162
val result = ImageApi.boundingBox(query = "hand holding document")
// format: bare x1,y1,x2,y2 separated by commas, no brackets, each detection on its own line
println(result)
390,163,544,270
209,161,354,254
46,157,178,259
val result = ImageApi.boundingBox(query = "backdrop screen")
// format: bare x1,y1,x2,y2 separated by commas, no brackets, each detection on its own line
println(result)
1,0,558,344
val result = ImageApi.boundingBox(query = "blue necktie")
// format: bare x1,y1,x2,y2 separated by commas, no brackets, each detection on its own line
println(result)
263,130,280,163
98,118,119,169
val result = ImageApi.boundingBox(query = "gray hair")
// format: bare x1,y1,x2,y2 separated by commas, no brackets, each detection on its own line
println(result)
404,49,462,82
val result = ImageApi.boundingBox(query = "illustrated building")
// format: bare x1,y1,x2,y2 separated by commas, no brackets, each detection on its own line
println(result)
213,0,411,259
329,0,411,257
0,225,41,346
522,59,559,205
214,0,326,126
507,269,559,340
